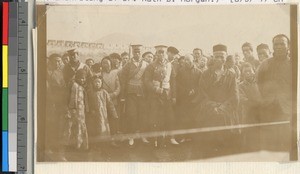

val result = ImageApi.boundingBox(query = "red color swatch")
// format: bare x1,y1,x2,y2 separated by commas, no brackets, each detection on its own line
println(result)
2,2,9,45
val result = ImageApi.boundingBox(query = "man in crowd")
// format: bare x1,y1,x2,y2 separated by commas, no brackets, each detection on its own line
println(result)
257,34,291,120
167,46,180,81
154,45,167,56
234,53,243,70
85,58,95,69
119,44,149,146
241,42,260,71
62,53,70,66
225,55,241,81
256,43,271,63
63,48,92,86
142,51,154,64
198,44,239,129
192,48,203,69
176,54,202,142
197,56,208,72
121,52,130,68
256,34,292,150
144,45,179,147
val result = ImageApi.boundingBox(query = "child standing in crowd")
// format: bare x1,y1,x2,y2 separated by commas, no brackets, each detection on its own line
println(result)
225,55,241,82
91,62,102,76
68,69,89,151
238,63,262,148
89,76,118,146
238,63,262,124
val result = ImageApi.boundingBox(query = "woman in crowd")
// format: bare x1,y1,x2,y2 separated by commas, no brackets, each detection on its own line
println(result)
109,53,122,70
100,57,121,138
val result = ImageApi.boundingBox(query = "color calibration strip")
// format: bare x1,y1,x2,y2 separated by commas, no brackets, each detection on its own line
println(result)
8,2,18,172
2,1,9,172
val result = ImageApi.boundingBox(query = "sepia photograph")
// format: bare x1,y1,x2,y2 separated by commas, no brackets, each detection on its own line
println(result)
36,4,298,162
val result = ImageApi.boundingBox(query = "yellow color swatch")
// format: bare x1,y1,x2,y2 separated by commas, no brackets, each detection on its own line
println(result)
2,45,8,88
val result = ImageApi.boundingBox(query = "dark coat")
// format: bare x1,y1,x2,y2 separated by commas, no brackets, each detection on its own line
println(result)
197,67,239,128
256,56,292,121
143,59,176,131
63,61,92,86
176,65,202,129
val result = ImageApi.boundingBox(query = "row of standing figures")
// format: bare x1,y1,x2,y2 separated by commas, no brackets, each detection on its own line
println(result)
45,36,292,159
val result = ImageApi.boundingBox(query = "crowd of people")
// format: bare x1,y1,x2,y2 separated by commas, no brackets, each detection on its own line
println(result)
46,34,292,156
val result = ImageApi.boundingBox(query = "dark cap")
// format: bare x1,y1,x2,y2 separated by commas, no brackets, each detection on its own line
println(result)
256,43,269,51
242,42,253,51
213,44,227,53
167,46,179,54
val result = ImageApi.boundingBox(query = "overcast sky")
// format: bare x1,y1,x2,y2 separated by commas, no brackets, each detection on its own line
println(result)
47,5,290,55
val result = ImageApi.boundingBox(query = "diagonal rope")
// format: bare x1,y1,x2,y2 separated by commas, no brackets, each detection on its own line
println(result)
88,120,290,143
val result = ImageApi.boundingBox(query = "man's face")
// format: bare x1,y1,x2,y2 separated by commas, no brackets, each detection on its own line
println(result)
86,60,94,67
122,55,129,64
193,50,202,60
144,54,154,63
184,56,193,69
156,50,166,62
102,59,111,72
242,46,253,58
111,58,120,69
70,52,79,62
199,57,207,68
167,52,175,61
226,57,235,68
273,36,289,57
234,55,240,64
257,48,271,62
133,49,141,60
62,56,69,65
53,57,63,69
243,67,255,81
179,58,185,68
213,51,227,68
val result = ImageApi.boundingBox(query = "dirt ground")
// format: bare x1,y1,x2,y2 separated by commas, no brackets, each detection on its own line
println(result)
42,124,291,162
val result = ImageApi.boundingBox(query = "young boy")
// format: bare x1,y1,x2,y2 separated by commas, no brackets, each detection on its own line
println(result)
238,63,262,124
